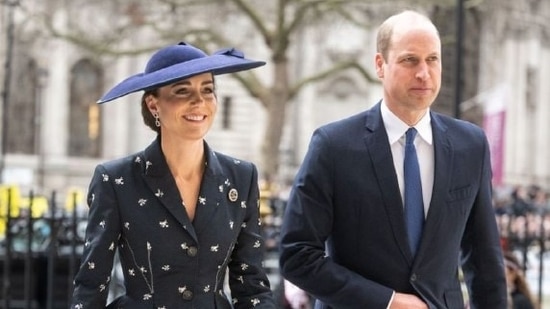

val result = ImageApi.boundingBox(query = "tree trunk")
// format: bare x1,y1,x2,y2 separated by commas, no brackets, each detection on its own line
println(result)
260,59,289,179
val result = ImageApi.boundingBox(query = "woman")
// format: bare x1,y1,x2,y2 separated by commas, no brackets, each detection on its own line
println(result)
504,251,537,309
70,42,275,308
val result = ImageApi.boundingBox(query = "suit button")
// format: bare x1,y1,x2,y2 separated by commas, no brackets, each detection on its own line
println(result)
187,246,198,257
411,273,417,281
182,290,193,300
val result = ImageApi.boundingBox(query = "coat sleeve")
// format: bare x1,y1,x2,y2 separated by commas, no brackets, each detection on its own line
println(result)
460,130,508,308
70,164,121,308
279,129,394,309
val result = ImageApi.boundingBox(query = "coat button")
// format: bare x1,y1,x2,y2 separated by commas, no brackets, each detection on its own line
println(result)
410,273,417,281
182,290,193,300
187,246,198,257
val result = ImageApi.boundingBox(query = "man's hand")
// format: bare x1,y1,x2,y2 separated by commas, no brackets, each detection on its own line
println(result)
389,292,428,309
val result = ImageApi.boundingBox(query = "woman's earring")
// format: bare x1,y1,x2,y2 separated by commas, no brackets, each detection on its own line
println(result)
153,113,161,127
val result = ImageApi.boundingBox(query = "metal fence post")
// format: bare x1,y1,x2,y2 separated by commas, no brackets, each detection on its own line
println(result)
46,190,57,309
67,191,78,305
24,190,35,308
2,187,12,309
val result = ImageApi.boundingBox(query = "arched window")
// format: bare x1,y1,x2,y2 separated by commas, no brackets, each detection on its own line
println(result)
6,57,39,154
68,59,103,157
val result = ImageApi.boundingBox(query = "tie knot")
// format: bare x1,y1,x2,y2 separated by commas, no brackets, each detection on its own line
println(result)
406,128,417,146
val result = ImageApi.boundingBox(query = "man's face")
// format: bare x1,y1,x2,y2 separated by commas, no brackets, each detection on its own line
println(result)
376,24,442,114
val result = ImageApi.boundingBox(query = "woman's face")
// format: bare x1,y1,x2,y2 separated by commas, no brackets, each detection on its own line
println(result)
147,73,217,141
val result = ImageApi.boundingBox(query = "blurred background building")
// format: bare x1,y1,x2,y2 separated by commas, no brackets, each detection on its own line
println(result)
0,0,549,196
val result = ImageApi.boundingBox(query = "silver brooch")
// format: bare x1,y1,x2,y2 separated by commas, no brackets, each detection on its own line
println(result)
228,188,238,202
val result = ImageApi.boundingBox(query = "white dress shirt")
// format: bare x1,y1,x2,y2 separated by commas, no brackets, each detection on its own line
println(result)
380,102,434,218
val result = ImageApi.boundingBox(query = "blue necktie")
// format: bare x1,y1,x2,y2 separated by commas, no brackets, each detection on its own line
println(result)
404,128,424,256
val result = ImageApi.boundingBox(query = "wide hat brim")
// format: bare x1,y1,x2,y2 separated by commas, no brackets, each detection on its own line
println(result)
97,43,266,104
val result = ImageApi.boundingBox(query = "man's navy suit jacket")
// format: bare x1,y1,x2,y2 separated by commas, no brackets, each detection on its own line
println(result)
279,103,507,309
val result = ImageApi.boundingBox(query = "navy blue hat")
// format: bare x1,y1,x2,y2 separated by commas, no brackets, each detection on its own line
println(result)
97,42,266,104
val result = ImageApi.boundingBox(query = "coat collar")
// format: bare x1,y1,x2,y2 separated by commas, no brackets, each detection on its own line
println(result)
141,135,223,178
138,136,227,242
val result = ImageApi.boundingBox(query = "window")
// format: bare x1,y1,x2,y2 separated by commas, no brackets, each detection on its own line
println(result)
222,96,232,130
68,59,103,157
6,57,39,154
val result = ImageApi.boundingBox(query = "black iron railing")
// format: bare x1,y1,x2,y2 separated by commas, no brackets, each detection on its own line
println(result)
0,188,86,309
497,212,550,308
0,187,548,308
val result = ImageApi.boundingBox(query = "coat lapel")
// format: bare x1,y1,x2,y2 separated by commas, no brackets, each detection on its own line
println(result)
192,149,226,235
363,103,412,263
141,137,198,241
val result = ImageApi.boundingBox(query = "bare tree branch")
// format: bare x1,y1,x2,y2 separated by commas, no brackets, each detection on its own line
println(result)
229,0,273,45
288,60,379,100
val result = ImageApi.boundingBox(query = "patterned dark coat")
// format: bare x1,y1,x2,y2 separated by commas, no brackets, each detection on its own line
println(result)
71,137,275,309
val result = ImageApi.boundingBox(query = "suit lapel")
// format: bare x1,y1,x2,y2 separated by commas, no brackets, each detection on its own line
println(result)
418,113,452,254
363,103,412,263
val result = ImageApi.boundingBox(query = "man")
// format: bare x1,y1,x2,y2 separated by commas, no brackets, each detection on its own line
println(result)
279,10,507,309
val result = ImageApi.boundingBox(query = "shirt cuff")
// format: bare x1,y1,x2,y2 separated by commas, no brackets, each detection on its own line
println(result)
386,291,395,309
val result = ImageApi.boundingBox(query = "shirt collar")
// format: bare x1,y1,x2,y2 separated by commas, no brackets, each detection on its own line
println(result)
381,100,433,145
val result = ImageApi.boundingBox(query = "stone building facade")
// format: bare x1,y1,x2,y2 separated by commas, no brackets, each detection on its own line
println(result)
0,0,549,201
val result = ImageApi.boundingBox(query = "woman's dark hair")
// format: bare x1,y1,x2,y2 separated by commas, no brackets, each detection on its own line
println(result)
141,89,160,133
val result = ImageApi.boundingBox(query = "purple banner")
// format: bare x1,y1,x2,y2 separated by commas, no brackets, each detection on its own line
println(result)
483,109,506,186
